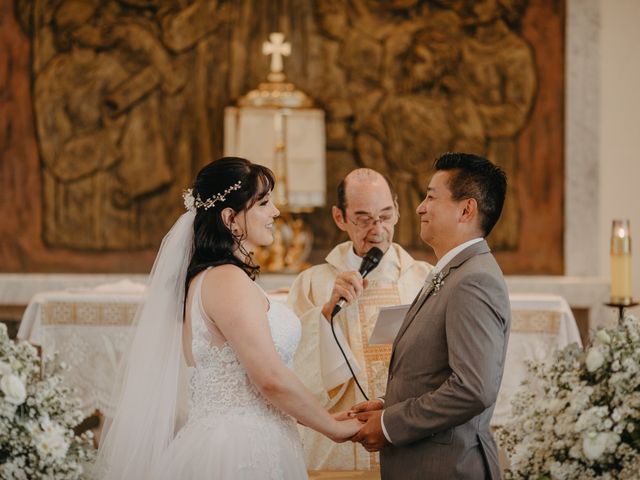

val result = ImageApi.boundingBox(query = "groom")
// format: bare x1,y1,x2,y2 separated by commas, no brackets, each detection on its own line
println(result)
351,153,511,479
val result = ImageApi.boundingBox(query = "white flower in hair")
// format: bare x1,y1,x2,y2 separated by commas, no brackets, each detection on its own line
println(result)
182,188,196,212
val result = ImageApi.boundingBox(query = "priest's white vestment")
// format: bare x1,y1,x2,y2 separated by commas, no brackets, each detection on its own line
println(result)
288,241,431,470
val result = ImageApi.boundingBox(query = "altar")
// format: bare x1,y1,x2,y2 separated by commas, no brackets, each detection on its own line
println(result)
16,280,146,417
16,278,585,423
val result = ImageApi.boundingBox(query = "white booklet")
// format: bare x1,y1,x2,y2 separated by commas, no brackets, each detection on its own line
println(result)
368,304,411,344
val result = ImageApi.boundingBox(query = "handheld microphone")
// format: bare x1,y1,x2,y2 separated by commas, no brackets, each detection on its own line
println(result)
331,246,384,318
329,246,384,401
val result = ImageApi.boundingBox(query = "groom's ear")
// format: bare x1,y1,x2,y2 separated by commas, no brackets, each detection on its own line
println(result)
459,198,478,224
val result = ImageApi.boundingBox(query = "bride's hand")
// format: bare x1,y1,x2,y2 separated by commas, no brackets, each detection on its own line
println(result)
327,417,363,443
332,411,351,421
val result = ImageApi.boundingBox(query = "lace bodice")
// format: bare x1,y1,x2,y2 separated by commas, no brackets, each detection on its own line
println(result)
185,271,301,424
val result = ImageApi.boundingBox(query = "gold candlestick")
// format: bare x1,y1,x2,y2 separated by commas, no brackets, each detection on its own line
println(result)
610,219,633,305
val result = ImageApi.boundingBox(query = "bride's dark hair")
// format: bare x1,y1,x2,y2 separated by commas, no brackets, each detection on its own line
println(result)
185,157,275,289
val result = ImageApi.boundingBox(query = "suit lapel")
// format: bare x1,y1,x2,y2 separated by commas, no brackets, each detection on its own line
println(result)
391,240,491,351
392,282,436,349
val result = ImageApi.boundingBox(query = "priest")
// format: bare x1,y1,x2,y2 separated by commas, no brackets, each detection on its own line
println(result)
288,168,431,470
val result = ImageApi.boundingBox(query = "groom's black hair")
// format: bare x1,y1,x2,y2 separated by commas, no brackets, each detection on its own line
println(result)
434,152,507,237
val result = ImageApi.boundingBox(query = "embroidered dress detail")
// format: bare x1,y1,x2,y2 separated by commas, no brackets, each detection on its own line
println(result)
155,271,306,479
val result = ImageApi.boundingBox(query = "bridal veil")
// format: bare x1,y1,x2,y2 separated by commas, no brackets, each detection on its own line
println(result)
94,211,194,479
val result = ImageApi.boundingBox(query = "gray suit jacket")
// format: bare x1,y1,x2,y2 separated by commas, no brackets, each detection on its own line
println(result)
380,240,510,480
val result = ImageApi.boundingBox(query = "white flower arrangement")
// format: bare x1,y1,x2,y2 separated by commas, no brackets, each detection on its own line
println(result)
0,323,94,479
498,314,640,479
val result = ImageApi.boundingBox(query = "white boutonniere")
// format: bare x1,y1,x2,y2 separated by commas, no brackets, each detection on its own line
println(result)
429,271,446,295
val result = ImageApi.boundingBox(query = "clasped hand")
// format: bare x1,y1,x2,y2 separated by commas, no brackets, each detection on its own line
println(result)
333,399,390,452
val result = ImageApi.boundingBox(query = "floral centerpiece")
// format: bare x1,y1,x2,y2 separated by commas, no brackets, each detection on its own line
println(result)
0,323,95,479
498,314,640,479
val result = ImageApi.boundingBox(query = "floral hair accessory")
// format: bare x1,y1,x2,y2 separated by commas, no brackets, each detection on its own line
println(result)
182,189,196,212
182,181,243,212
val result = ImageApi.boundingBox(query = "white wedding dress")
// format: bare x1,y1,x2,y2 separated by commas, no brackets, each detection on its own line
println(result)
155,270,307,479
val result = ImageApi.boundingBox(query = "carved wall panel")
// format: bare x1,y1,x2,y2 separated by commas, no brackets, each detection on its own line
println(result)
1,0,564,273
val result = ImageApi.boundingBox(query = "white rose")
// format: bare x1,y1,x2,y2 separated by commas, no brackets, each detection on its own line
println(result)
549,461,570,480
1,374,27,405
605,432,621,450
35,429,69,462
509,442,532,468
0,361,11,376
622,358,638,374
549,398,565,413
585,348,605,372
596,329,611,344
523,419,535,433
583,432,607,460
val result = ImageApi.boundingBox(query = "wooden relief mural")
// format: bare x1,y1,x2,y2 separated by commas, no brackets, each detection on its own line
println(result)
0,0,564,273
22,0,233,250
306,0,538,253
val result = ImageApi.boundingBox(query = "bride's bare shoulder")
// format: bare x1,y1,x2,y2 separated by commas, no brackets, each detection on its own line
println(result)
201,264,260,301
199,265,268,327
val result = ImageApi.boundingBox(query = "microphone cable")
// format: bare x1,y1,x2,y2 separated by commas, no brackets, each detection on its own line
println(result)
327,246,384,401
330,309,369,401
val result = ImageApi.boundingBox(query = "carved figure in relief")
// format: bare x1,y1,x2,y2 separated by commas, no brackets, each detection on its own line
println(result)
313,0,536,251
379,8,485,245
450,0,537,249
28,0,229,250
33,0,175,248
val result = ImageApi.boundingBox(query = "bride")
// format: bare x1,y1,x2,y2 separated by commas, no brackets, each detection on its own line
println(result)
94,157,361,479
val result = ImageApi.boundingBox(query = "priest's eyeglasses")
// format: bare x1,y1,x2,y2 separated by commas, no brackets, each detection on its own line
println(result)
347,211,398,229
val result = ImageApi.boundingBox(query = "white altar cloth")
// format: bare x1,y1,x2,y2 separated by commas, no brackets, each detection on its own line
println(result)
17,286,581,423
493,293,582,425
17,281,146,417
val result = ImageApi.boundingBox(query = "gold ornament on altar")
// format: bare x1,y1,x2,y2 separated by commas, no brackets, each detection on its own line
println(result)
224,32,326,272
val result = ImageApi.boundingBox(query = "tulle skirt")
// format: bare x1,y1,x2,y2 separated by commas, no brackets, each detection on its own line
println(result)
153,412,307,479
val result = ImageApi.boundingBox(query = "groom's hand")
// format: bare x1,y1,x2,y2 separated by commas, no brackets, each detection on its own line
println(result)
349,399,383,415
351,410,389,452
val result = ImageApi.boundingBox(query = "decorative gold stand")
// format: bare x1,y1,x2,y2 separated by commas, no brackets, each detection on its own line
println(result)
604,300,639,322
253,210,313,273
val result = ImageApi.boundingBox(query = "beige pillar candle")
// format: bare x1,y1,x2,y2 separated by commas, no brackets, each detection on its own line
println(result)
610,219,632,304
